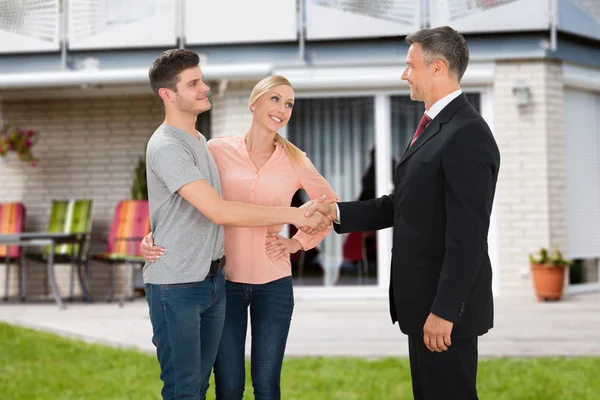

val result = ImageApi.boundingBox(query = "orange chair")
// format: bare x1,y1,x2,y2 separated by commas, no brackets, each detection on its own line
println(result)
90,200,149,303
0,202,26,300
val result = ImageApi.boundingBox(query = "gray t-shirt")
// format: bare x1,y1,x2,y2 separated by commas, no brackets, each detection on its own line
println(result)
143,123,224,284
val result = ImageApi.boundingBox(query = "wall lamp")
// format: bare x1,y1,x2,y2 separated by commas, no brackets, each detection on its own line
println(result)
513,80,531,107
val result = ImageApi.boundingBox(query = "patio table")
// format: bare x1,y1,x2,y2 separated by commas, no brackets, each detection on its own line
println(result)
1,232,90,309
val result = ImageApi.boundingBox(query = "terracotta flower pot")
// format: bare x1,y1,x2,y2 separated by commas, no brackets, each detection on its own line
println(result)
530,263,566,301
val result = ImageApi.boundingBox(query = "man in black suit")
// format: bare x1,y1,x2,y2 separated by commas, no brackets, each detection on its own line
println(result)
306,26,500,399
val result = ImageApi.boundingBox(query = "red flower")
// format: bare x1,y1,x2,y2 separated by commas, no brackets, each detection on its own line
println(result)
0,124,39,166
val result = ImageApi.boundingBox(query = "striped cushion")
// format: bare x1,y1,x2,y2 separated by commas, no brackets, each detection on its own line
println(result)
0,202,25,258
49,199,93,256
107,200,150,256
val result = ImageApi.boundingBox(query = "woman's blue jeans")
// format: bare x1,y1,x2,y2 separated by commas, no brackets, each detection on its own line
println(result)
213,276,294,400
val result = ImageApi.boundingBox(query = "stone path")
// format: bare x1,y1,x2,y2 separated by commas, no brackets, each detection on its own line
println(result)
1,291,598,358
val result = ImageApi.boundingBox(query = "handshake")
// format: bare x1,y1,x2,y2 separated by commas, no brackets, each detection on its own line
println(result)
294,195,338,235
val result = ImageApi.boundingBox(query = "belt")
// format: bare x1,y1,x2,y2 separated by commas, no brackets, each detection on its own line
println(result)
208,256,226,276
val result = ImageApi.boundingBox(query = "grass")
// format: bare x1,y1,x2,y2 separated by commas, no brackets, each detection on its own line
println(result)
1,322,599,399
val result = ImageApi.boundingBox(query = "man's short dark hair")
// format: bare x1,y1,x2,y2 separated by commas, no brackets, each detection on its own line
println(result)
149,49,200,104
406,26,469,82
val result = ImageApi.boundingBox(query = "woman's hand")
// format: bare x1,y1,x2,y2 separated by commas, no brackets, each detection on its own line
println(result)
140,232,165,263
265,232,302,260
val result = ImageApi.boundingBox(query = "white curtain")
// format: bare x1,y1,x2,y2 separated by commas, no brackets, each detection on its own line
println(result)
288,97,375,285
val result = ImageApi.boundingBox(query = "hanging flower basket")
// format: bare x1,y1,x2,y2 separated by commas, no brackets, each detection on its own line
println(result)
0,124,39,166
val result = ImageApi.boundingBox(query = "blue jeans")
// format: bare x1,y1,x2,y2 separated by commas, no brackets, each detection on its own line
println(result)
145,269,226,400
213,276,294,400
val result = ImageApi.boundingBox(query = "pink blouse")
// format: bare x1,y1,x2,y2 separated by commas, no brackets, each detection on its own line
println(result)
208,135,338,284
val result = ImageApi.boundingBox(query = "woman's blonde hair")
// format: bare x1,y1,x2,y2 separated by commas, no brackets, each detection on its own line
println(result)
249,75,305,167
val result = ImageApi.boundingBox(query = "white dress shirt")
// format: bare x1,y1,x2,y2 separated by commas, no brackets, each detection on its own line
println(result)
425,89,462,120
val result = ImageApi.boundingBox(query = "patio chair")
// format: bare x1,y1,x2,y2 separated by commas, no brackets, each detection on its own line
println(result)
0,202,26,301
24,199,94,301
341,231,367,280
89,200,149,305
339,147,394,283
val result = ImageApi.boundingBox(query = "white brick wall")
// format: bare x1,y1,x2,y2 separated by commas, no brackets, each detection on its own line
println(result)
0,95,163,300
0,84,253,302
210,81,254,138
493,60,566,297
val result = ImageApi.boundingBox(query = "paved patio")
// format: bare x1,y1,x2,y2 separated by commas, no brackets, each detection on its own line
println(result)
0,290,598,358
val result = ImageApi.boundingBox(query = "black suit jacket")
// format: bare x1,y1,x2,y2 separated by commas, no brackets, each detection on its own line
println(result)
335,94,500,338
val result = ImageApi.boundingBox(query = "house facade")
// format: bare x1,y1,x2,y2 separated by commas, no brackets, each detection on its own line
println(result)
1,0,599,300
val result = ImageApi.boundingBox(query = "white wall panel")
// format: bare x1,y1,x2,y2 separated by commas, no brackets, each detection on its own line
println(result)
564,89,600,258
429,0,549,34
0,0,60,53
185,0,297,45
559,0,600,41
68,0,176,50
307,0,420,40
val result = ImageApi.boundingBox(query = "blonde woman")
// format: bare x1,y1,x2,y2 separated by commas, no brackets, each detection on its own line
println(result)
141,75,338,400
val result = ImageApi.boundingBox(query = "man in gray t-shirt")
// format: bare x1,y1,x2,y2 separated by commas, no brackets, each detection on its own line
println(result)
145,49,330,400
145,123,224,285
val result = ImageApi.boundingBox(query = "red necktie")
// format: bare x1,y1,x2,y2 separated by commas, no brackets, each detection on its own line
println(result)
409,113,432,147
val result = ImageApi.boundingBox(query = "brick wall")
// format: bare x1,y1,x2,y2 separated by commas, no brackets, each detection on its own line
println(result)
493,60,567,297
210,81,254,138
0,82,254,301
0,95,163,300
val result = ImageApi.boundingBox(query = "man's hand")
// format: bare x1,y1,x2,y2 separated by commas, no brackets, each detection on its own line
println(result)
423,313,453,352
301,201,337,235
139,232,165,263
294,207,331,233
307,201,337,220
298,195,327,212
291,195,330,233
265,232,302,260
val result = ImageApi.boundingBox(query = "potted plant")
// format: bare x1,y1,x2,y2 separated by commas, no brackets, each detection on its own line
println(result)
130,155,148,297
529,246,571,301
130,156,148,201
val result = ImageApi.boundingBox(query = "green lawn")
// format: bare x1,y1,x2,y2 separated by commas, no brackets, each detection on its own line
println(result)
1,322,598,399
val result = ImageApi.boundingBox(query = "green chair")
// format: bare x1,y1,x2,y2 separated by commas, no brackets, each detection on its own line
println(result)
25,199,94,301
52,199,93,259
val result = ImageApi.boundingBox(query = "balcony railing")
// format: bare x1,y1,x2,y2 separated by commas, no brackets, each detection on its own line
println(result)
0,0,597,55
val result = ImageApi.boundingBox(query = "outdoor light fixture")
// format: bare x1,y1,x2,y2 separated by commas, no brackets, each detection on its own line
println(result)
513,80,531,107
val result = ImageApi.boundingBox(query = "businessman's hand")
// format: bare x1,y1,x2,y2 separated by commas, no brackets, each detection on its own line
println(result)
298,195,327,212
423,313,453,352
294,207,331,233
140,232,165,263
302,201,337,235
288,195,329,233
